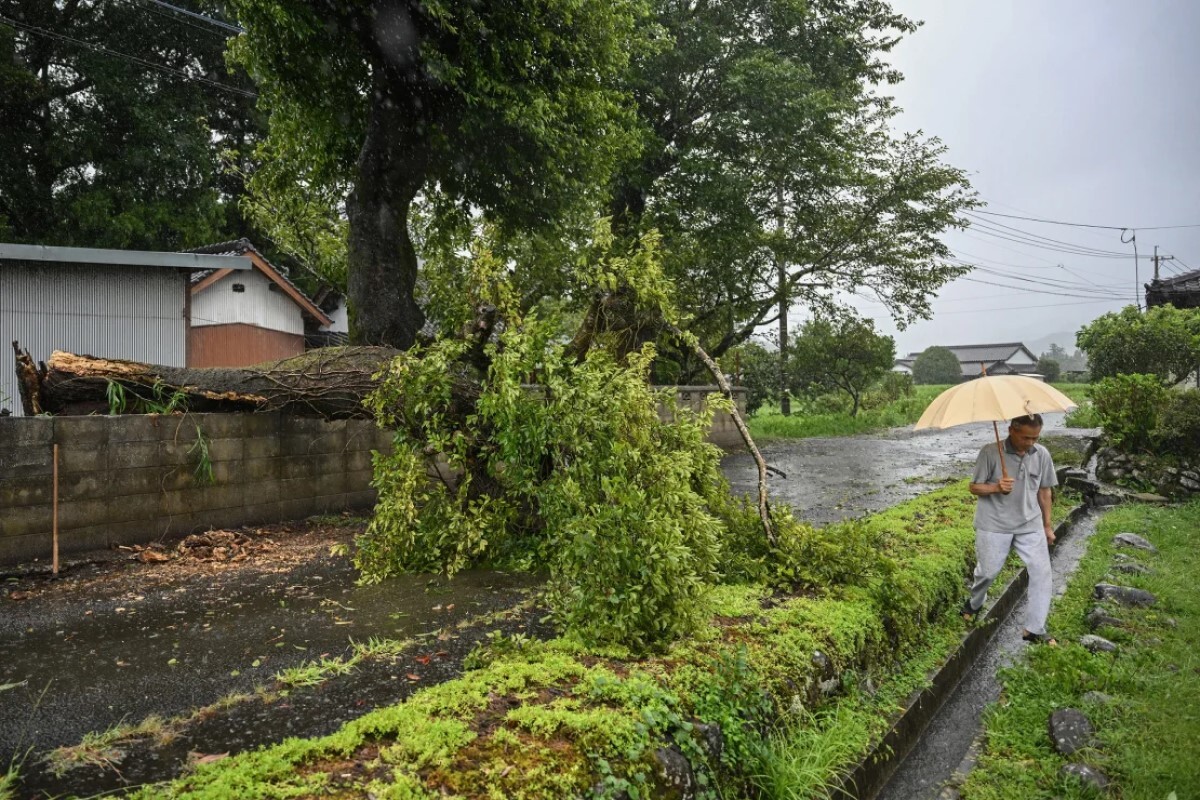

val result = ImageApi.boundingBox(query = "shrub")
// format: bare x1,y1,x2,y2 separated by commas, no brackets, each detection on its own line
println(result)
1152,388,1200,458
862,371,914,410
1077,304,1200,385
1036,356,1061,382
1090,373,1169,450
768,512,890,591
911,346,961,385
727,341,779,416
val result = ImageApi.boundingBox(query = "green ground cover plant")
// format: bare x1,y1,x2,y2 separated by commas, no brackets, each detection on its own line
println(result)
962,501,1200,800
123,484,1081,799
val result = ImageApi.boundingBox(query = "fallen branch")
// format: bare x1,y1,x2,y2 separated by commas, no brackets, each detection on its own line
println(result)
667,323,776,546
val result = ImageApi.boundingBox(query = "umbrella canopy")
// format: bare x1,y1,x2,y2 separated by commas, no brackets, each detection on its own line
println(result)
914,375,1078,431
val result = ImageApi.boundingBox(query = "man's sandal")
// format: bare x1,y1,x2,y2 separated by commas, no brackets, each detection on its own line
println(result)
1022,630,1058,646
960,599,981,622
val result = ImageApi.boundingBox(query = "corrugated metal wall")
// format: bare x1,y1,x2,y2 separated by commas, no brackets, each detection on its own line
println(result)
1,261,187,416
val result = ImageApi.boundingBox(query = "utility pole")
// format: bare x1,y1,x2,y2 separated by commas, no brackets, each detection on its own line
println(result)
1151,245,1175,281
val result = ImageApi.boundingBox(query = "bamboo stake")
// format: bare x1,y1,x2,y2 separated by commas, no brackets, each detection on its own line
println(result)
52,443,59,575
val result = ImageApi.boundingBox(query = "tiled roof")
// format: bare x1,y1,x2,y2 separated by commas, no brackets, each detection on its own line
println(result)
1147,267,1200,295
903,343,1031,363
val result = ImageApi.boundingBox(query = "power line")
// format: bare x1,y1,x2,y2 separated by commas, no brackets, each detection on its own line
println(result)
140,0,243,33
965,264,1131,294
129,0,230,39
0,14,256,98
976,208,1200,232
959,275,1135,301
964,212,1138,258
965,219,1138,260
933,297,1127,315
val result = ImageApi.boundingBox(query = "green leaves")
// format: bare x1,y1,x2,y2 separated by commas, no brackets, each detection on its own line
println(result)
356,231,739,651
1077,304,1200,385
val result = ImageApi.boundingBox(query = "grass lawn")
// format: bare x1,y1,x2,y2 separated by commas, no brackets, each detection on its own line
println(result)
962,501,1200,799
747,383,1093,441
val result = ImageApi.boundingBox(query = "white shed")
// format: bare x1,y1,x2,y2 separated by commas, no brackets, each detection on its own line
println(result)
0,243,249,416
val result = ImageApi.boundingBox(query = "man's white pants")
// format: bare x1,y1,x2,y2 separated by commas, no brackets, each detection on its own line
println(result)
969,529,1052,636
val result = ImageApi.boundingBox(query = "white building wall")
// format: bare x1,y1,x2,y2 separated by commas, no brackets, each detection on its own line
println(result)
1007,350,1037,367
323,297,349,334
1,262,187,416
191,268,303,335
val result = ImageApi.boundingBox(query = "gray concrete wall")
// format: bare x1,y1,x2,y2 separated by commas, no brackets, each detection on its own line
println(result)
0,413,391,566
0,387,747,566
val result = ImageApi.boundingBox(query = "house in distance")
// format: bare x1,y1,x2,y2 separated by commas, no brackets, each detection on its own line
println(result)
893,342,1041,381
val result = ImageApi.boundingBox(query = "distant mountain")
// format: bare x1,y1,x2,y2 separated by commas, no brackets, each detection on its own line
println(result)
1025,331,1078,357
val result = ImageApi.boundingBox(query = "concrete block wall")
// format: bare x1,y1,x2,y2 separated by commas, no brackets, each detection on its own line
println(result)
0,387,747,566
0,413,392,566
664,386,749,450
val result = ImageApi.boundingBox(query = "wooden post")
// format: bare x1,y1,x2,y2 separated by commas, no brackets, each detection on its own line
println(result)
52,443,60,575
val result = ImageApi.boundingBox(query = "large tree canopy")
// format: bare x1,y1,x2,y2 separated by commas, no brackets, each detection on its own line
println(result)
227,0,645,347
0,0,260,249
609,0,976,377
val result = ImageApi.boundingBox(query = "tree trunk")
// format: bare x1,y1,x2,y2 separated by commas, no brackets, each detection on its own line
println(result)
16,346,398,419
346,75,427,349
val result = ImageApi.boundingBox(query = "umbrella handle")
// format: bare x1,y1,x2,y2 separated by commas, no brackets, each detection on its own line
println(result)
993,421,1009,481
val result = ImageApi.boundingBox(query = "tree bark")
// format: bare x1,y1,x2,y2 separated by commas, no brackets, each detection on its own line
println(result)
16,345,398,419
346,74,427,349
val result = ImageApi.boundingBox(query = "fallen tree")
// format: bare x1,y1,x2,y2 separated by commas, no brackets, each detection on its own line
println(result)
11,342,396,419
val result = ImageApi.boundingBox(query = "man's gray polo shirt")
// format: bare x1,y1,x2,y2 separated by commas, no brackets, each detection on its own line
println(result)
972,439,1058,533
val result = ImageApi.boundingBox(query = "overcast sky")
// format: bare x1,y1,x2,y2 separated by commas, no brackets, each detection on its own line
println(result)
846,0,1200,357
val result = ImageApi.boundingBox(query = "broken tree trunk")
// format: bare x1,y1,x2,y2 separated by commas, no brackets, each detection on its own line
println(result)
16,345,398,419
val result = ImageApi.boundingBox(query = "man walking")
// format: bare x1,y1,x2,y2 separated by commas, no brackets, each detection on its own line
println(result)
962,414,1058,645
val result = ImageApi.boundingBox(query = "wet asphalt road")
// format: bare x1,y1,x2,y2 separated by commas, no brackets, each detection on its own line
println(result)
722,416,1092,525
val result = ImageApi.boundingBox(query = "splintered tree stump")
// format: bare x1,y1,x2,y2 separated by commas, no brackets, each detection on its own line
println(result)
17,345,399,419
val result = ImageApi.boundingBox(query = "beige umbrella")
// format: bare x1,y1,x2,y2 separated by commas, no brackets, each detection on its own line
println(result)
913,374,1078,479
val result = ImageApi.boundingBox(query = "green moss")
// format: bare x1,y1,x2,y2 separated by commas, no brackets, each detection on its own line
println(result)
132,484,1086,800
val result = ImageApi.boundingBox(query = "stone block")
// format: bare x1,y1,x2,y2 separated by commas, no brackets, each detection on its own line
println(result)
202,437,244,463
107,440,192,470
340,490,378,510
279,456,324,480
192,413,250,440
345,448,377,473
108,490,173,523
0,531,55,565
277,496,320,521
275,477,321,502
0,476,52,508
106,415,175,443
0,418,53,447
161,484,244,517
52,416,111,448
58,445,106,473
0,443,54,477
344,469,376,494
57,498,118,530
0,503,52,537
242,436,282,460
234,412,282,438
236,457,282,483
